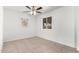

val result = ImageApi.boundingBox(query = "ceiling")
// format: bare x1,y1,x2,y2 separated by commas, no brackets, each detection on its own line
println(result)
4,6,62,15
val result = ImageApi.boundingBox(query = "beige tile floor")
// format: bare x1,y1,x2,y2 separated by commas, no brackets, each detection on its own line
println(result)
2,37,77,53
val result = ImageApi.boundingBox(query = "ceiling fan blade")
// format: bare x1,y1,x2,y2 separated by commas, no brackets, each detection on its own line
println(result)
36,11,42,13
25,6,31,9
36,7,42,10
23,11,30,13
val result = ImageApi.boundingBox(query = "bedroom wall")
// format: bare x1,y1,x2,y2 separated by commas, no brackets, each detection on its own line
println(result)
0,7,3,52
36,7,75,48
74,7,79,51
3,8,36,42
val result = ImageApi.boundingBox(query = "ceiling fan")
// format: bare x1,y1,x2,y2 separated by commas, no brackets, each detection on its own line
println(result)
24,6,43,15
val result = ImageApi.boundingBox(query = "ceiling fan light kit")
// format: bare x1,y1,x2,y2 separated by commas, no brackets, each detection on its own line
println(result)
30,10,36,15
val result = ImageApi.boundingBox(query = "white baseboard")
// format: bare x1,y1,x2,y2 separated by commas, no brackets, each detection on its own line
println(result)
3,36,36,42
3,36,75,49
37,36,75,48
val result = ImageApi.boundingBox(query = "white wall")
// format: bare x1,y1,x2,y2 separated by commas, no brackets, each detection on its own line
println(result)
74,7,79,50
36,7,75,48
0,6,3,52
3,8,36,42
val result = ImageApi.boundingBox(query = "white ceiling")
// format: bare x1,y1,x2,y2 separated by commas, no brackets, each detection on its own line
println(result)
4,6,62,15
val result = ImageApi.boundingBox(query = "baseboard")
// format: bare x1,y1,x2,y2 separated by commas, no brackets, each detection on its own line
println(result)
3,36,75,49
3,36,37,43
37,36,75,49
